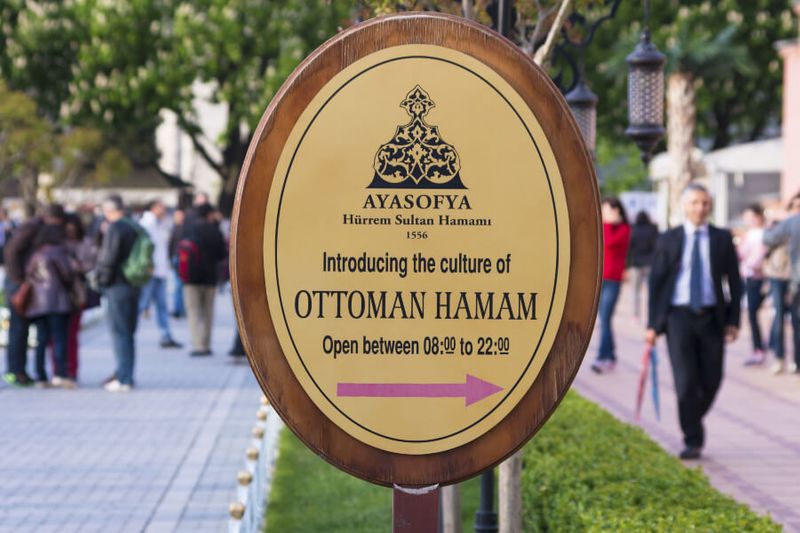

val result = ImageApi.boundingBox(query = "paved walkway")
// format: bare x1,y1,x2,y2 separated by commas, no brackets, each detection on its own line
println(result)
575,284,800,532
0,289,261,533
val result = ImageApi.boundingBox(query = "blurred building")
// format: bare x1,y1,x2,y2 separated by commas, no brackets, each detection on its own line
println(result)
779,32,800,202
648,139,784,228
155,81,227,203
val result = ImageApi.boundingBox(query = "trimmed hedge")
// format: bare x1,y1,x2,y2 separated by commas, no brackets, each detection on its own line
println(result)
522,392,780,532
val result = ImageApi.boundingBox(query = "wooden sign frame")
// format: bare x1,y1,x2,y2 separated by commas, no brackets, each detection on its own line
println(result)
231,12,601,487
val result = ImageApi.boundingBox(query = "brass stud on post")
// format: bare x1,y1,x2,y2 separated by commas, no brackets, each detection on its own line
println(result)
256,410,267,422
260,395,269,406
246,447,259,461
252,426,265,439
229,501,245,520
237,470,253,486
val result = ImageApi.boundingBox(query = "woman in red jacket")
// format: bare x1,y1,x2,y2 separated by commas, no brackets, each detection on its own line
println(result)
592,197,631,373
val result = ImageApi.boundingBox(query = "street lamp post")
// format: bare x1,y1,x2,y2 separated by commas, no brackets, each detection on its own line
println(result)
473,3,512,532
625,0,666,163
566,77,599,155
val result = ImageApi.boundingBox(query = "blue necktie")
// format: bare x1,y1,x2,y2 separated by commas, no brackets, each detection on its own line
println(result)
689,230,703,312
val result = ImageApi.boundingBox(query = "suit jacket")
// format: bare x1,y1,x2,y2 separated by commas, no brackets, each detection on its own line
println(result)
647,225,742,335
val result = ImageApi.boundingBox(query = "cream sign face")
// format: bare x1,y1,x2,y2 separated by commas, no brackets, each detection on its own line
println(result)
262,45,571,455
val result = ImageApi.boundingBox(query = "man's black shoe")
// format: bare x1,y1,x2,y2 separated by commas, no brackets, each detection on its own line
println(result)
229,349,246,357
189,350,212,357
679,447,702,460
160,339,183,349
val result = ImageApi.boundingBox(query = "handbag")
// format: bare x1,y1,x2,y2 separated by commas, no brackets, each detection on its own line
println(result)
10,281,32,315
69,275,89,310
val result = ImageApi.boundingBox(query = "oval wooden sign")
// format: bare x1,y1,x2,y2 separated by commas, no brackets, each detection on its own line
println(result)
231,12,601,486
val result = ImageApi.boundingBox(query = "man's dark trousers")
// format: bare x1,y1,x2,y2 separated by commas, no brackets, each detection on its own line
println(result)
106,283,140,386
665,306,724,448
3,280,30,376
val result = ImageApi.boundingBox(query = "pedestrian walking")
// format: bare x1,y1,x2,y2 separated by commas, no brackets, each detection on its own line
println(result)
168,208,186,318
95,195,146,392
738,204,768,366
645,183,742,460
591,197,631,373
764,243,794,373
763,193,800,375
2,205,65,387
139,200,182,348
0,208,14,266
26,224,78,388
629,211,659,319
61,213,98,381
180,204,227,356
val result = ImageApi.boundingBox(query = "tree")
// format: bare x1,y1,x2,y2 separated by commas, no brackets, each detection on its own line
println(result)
0,81,53,215
663,22,751,223
585,0,796,150
0,81,129,216
164,0,354,214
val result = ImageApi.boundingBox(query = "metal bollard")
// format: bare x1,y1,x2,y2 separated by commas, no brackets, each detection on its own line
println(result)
228,402,278,533
228,502,245,533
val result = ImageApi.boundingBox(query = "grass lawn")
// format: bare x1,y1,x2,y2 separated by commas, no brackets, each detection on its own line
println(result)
264,428,480,532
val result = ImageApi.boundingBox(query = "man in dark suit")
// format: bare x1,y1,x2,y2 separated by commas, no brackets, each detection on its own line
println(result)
645,183,742,460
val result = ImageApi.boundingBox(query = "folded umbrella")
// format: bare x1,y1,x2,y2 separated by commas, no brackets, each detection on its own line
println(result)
635,342,652,421
650,346,661,421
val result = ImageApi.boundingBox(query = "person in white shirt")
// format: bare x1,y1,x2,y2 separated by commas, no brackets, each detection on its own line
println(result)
645,184,742,460
737,204,767,365
139,200,182,348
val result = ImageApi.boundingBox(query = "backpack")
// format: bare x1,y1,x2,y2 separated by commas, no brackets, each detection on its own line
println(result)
176,238,203,284
121,219,154,288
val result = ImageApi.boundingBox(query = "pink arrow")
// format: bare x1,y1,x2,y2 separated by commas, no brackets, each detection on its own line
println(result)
337,374,503,406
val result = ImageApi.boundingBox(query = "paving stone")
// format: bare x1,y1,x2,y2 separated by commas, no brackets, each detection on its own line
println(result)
0,291,261,531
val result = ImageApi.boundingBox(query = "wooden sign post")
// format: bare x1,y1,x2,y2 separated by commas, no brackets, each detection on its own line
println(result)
231,12,601,529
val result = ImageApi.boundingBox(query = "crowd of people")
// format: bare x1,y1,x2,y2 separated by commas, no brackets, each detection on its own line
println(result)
1,191,236,392
593,184,800,459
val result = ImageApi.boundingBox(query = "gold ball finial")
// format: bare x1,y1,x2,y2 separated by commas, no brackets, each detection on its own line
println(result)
252,426,265,439
237,470,253,486
229,502,245,520
256,410,267,421
246,447,259,461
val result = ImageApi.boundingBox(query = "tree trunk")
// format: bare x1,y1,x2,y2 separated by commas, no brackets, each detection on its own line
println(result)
21,169,39,219
441,485,462,533
499,450,523,533
666,71,696,226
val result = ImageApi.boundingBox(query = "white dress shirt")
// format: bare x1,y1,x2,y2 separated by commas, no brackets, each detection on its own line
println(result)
672,222,716,307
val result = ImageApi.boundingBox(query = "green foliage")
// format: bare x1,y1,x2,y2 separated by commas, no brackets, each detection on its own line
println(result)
0,81,128,213
265,428,480,532
1,0,354,212
586,0,796,150
522,392,780,532
0,80,53,178
596,138,648,195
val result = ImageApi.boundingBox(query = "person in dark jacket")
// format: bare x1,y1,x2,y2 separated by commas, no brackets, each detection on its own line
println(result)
26,225,76,388
183,204,227,356
168,208,186,318
629,211,659,319
645,184,742,460
2,204,65,387
96,195,140,392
